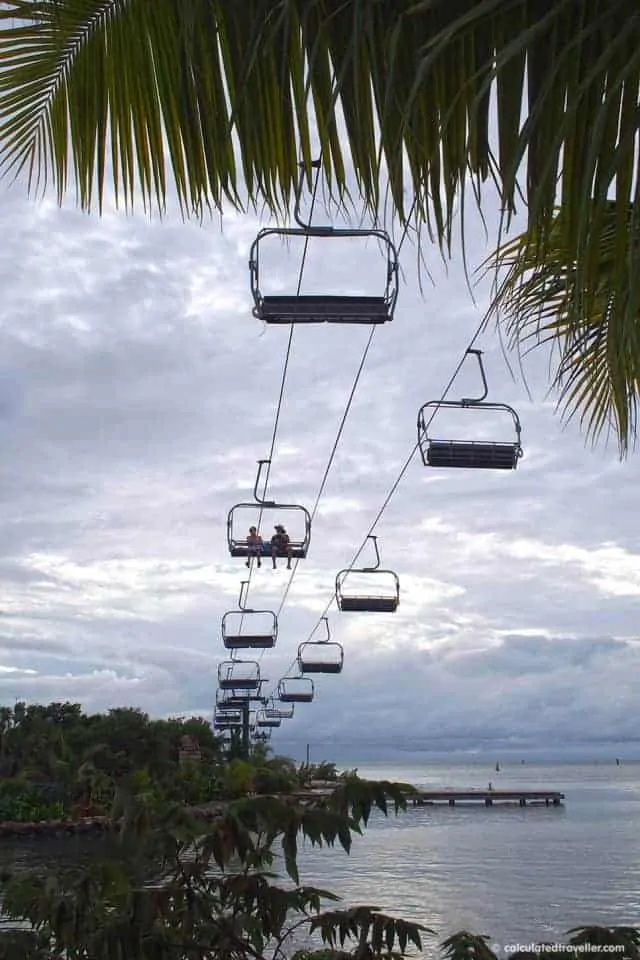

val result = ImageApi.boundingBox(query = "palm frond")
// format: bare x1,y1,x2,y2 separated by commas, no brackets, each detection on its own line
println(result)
488,201,640,456
0,1,639,450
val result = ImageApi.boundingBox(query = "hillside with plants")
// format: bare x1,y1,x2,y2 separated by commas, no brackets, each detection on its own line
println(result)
0,700,334,824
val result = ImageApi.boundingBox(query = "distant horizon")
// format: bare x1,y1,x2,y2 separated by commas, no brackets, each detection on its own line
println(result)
274,741,640,766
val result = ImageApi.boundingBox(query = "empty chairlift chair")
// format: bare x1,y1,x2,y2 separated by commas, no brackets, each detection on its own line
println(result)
227,459,311,562
222,581,278,650
277,674,315,703
297,617,344,675
263,697,295,720
335,535,400,613
217,659,261,691
213,711,243,731
256,709,282,729
417,349,523,470
249,162,399,326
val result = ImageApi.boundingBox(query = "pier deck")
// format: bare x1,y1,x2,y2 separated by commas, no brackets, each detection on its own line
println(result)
409,789,564,807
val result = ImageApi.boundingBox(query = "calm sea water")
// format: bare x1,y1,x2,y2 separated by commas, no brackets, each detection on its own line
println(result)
293,761,640,955
2,761,639,955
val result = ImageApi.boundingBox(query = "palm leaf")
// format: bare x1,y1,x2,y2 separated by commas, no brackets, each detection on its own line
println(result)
487,201,640,456
0,1,639,448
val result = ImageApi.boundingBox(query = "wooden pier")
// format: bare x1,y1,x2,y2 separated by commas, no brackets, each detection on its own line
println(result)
409,789,564,807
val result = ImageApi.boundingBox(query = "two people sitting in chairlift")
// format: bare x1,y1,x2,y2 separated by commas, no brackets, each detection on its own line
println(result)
245,524,292,570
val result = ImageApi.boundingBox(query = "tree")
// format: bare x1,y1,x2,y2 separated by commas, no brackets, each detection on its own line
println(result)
0,2,638,452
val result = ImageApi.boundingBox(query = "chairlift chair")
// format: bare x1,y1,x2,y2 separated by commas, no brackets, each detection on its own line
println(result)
213,709,243,730
256,709,282,729
249,162,399,326
263,697,295,720
217,659,261,691
254,730,272,743
277,674,315,703
417,350,523,470
297,617,344,674
222,581,278,650
227,460,311,560
335,536,400,613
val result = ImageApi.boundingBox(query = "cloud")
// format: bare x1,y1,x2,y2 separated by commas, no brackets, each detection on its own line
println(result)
0,172,639,757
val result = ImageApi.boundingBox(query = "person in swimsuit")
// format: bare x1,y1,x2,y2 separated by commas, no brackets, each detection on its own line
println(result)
246,526,263,567
270,524,292,569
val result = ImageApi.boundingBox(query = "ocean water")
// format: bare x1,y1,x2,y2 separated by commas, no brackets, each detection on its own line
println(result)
292,761,640,955
2,761,639,955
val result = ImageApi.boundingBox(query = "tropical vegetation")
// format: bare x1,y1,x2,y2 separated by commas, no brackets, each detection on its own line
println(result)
0,701,638,958
0,1,638,452
1,775,638,960
0,700,335,822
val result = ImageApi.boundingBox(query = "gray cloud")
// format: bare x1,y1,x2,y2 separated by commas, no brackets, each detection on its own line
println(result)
0,176,639,756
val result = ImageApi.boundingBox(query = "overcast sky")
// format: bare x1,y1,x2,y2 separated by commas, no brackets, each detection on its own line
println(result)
1,158,639,763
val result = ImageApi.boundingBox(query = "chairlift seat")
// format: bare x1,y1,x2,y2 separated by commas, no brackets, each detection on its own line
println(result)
257,716,282,728
338,596,399,613
229,541,307,559
223,633,276,650
426,440,520,470
299,660,343,675
258,295,391,325
218,676,260,691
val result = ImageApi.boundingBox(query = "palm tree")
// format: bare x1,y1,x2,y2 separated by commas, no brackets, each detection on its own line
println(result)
0,1,638,451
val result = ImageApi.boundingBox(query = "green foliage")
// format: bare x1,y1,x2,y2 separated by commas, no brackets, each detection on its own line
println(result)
222,758,256,798
489,204,640,456
0,778,65,822
0,782,429,960
299,761,340,785
0,700,230,818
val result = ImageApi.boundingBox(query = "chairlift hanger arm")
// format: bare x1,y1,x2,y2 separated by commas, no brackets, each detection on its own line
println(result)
307,615,330,643
461,349,489,405
254,459,276,507
238,580,251,612
362,533,381,572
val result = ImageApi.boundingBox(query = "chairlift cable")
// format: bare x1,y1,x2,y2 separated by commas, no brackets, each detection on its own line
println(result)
306,314,489,632
263,308,489,699
259,194,421,695
273,194,421,619
237,162,322,636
